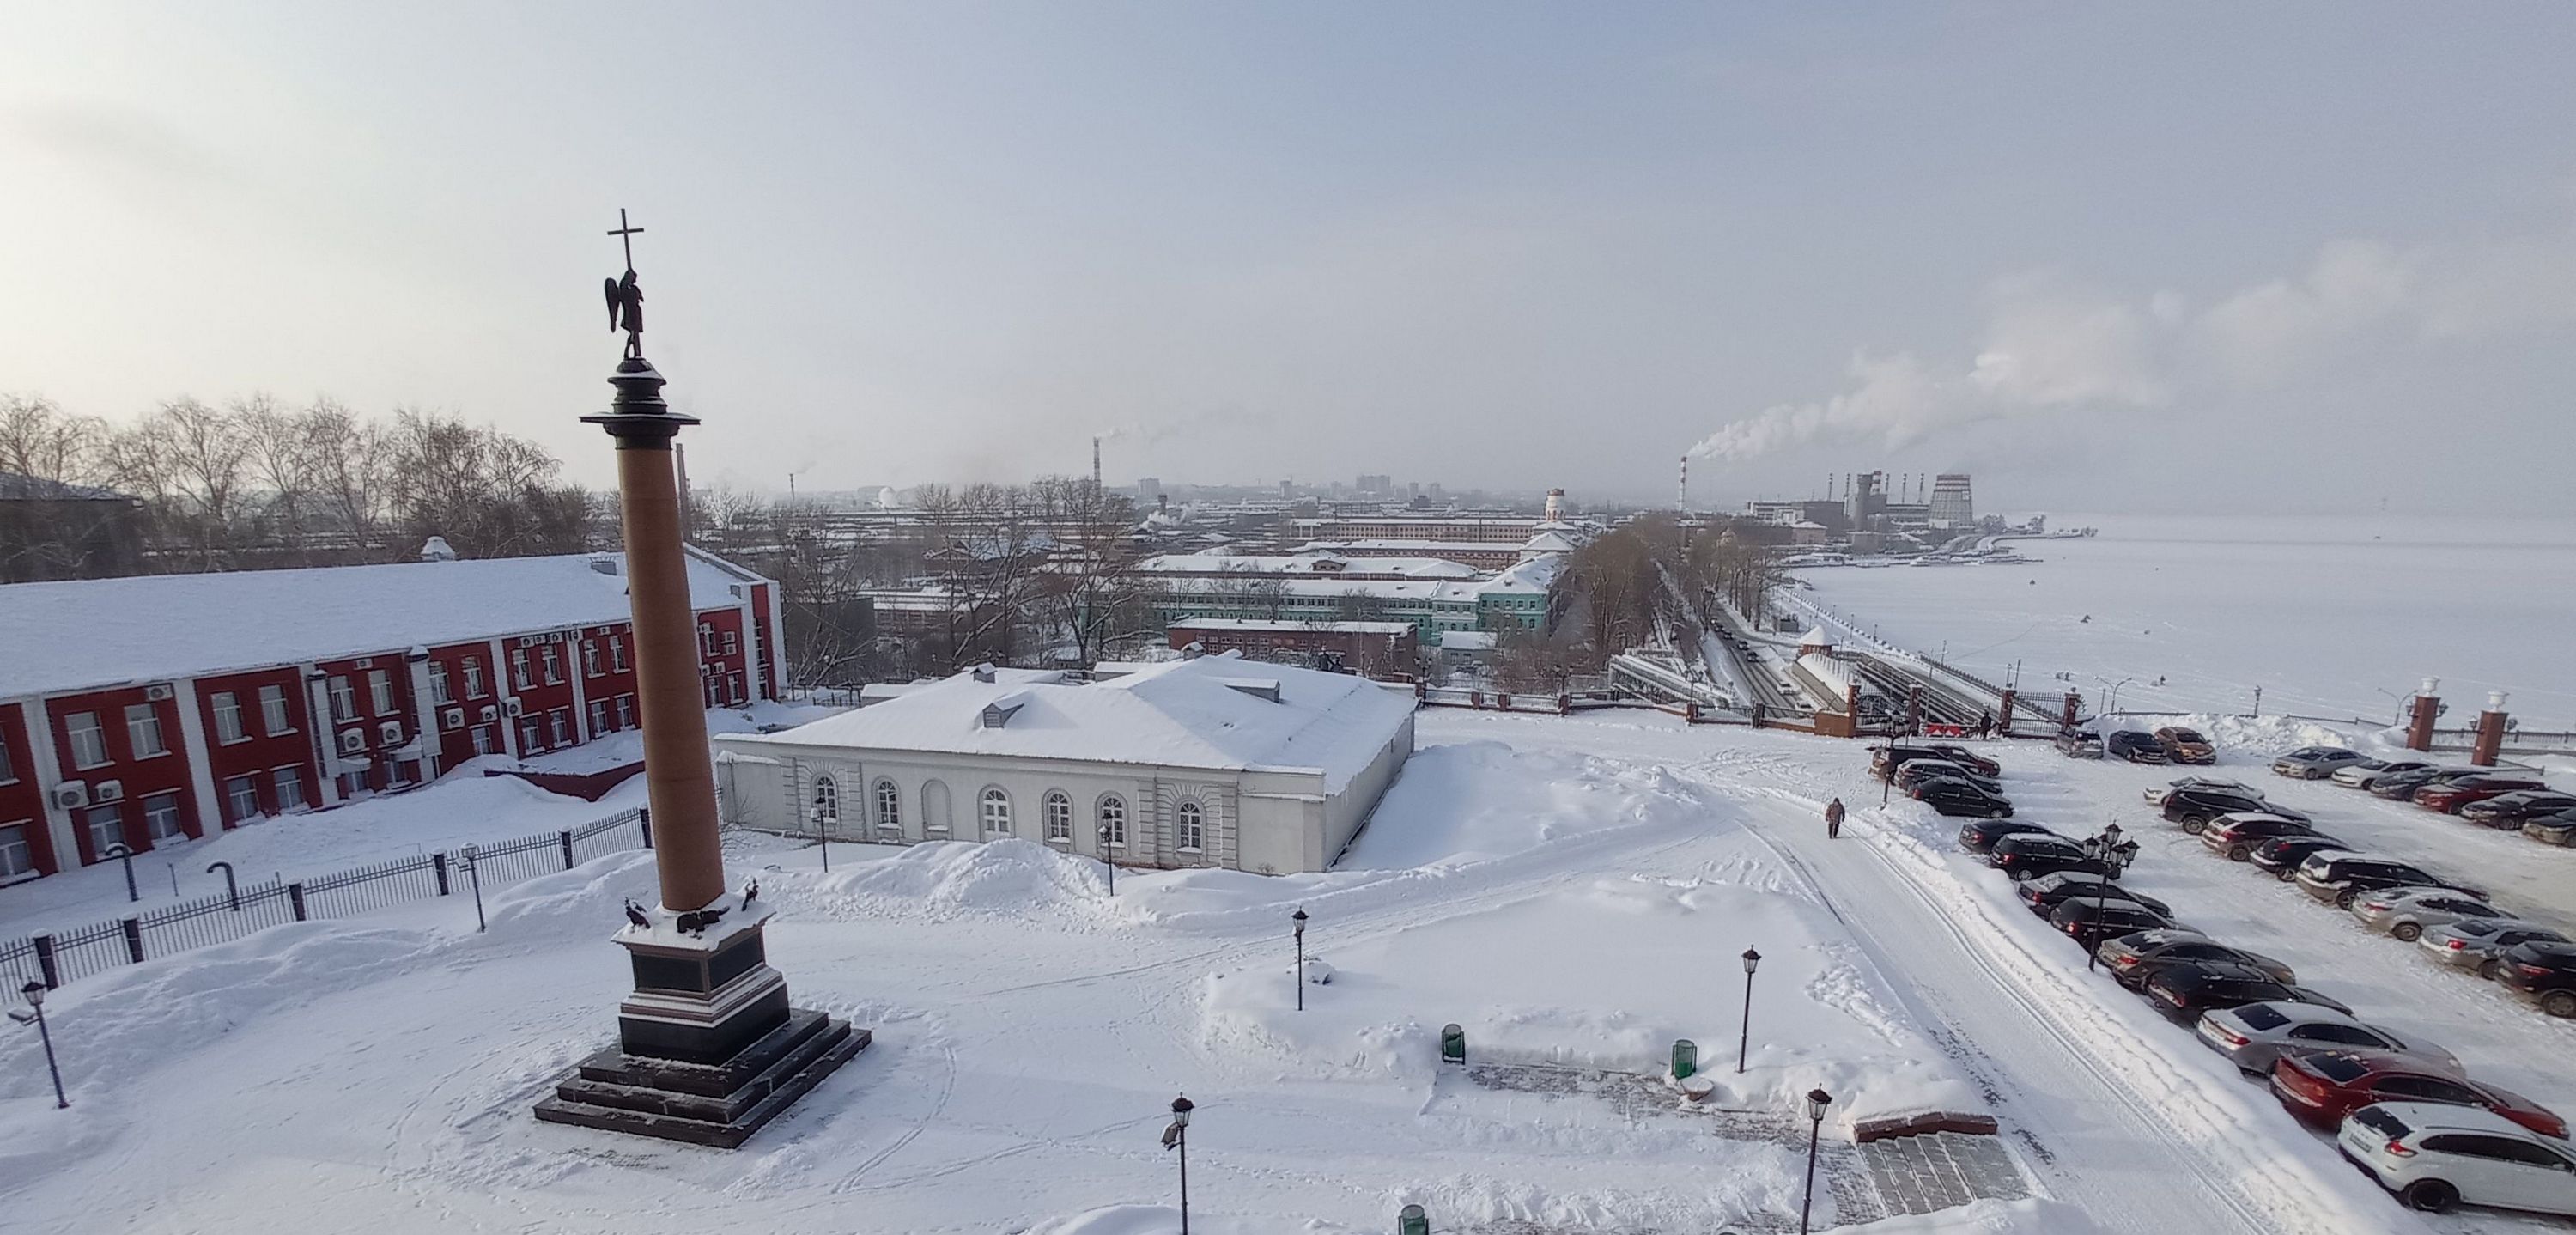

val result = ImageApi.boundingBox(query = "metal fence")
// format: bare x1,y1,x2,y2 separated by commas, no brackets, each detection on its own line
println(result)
0,810,651,992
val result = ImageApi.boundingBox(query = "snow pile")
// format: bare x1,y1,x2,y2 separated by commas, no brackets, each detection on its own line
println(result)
785,838,1112,922
2097,712,2366,760
1343,740,1718,869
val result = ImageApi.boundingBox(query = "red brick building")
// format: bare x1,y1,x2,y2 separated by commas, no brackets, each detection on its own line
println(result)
1166,618,1419,681
0,546,784,885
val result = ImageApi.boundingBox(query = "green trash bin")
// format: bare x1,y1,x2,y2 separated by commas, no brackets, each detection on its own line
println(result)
1398,1202,1430,1235
1671,1037,1698,1080
1439,1024,1466,1068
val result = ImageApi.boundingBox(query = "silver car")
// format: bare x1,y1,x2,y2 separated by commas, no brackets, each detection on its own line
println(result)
2418,917,2572,978
2349,886,2508,942
2272,746,2367,779
2330,757,2439,789
2142,776,2266,806
2195,1001,2458,1075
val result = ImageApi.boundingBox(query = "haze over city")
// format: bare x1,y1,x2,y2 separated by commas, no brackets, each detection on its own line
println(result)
6,3,2575,513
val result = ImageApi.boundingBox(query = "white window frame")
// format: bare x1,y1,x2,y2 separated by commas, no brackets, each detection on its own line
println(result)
125,703,167,757
258,684,293,735
922,780,951,835
539,645,562,685
616,695,635,727
610,637,629,672
82,803,122,856
0,822,33,879
223,775,261,823
1097,794,1126,847
980,786,1012,836
812,775,840,824
429,662,453,704
1043,791,1072,843
329,676,358,723
368,669,396,716
271,767,307,811
874,779,901,833
1176,800,1206,853
549,709,570,745
470,726,495,756
212,691,246,744
140,790,184,841
0,727,13,783
510,648,532,691
463,657,487,698
587,699,609,734
582,642,600,678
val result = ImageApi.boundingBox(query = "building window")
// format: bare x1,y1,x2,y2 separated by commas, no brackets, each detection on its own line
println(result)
470,727,494,756
616,696,635,727
82,803,123,856
922,779,951,835
141,792,185,843
463,657,486,698
582,642,600,678
610,637,628,672
510,648,531,691
0,823,32,879
812,775,839,824
1176,800,1205,852
272,767,307,811
539,645,562,684
729,673,744,705
588,699,609,734
0,727,12,783
1043,792,1072,843
252,685,289,736
1097,795,1126,847
874,780,901,832
329,676,358,722
698,623,714,655
981,787,1012,836
222,775,260,822
368,669,396,716
549,709,570,745
430,662,453,704
519,719,542,751
212,691,246,743
721,630,738,654
125,703,167,757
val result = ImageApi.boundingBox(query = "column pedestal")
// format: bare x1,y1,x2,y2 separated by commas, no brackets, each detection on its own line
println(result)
534,904,866,1148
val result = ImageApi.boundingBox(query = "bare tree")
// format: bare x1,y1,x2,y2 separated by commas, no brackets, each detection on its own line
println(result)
0,394,112,484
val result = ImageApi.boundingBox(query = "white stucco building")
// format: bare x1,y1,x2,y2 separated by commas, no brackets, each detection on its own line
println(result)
711,653,1417,875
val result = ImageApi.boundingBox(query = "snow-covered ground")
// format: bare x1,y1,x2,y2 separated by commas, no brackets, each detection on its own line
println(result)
1795,514,2576,727
3,709,2567,1232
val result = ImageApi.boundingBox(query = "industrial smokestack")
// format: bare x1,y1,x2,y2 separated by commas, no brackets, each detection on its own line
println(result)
1676,454,1688,513
1091,436,1102,490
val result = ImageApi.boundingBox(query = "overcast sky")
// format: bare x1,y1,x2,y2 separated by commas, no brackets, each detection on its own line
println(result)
3,3,2573,514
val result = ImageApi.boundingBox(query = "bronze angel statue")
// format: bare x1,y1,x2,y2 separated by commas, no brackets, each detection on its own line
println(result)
605,269,644,357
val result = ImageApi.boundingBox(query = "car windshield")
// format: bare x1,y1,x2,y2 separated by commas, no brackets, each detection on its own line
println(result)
2170,730,2205,742
2303,1054,2372,1084
2350,1106,2410,1139
2233,1004,2292,1031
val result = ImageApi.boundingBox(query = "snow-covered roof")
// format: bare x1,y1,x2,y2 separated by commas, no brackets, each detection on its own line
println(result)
1799,626,1834,647
0,550,765,699
1135,553,1483,580
722,653,1416,792
1484,555,1565,594
1520,529,1583,554
1440,631,1499,651
1169,618,1418,635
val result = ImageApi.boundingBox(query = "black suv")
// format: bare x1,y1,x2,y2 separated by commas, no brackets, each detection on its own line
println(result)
2017,872,2170,918
2048,897,2177,949
1921,744,2002,777
2293,852,2477,910
2494,940,2576,1018
1958,818,2057,854
2105,731,2168,764
1912,778,2013,818
2248,835,2348,881
1990,834,2105,880
2141,961,2348,1022
2163,788,2309,834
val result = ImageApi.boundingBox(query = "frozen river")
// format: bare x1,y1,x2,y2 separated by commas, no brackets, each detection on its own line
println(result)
1792,514,2576,728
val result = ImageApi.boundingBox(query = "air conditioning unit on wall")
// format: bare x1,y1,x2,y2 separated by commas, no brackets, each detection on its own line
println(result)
93,780,125,803
339,730,367,755
49,782,89,810
143,683,176,702
478,704,498,723
442,708,465,730
502,697,525,717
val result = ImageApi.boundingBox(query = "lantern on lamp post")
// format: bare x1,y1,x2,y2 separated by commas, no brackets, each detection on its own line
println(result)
1737,946,1761,1074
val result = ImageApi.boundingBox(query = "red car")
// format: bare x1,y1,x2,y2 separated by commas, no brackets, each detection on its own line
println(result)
2269,1050,2566,1138
2413,774,2549,814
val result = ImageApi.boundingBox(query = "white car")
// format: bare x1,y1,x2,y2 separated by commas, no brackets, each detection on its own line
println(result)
2142,776,2267,806
2340,1101,2576,1215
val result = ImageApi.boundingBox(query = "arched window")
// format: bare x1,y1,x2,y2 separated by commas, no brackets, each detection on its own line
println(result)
922,780,951,835
981,787,1012,836
1097,794,1127,847
874,780,902,833
811,775,840,825
1176,800,1205,852
1043,791,1072,843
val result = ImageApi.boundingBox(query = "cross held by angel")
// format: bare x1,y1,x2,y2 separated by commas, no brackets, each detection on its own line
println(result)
605,208,646,358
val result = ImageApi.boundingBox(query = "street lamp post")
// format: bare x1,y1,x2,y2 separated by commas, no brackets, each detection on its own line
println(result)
103,843,137,903
2082,824,2139,972
1291,909,1309,1013
1738,946,1761,1074
1163,1094,1194,1235
207,861,240,910
9,979,69,1109
811,806,832,873
1097,823,1115,894
1801,1086,1834,1234
460,843,486,932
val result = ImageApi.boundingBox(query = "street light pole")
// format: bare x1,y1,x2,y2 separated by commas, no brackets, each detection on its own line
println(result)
1291,909,1309,1013
460,843,486,932
1097,823,1115,894
811,806,831,873
1738,946,1761,1074
1801,1086,1834,1234
103,843,137,903
1163,1094,1194,1235
10,980,68,1109
2083,824,2135,973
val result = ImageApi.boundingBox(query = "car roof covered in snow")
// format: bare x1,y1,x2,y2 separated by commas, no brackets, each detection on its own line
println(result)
0,550,762,698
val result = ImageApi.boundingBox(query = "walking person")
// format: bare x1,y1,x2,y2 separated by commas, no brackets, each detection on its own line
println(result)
1975,709,1996,740
1825,797,1845,840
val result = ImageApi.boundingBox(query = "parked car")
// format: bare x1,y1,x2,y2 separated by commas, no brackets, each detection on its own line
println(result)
2017,871,2171,918
1894,759,2002,795
2101,936,2294,991
2525,812,2576,846
2272,746,2368,779
2339,1102,2576,1217
1956,818,2058,854
2054,728,2104,759
2272,1049,2566,1137
1921,743,2002,777
2349,888,2509,943
2201,813,2318,861
2105,730,2169,764
2195,1002,2456,1075
2296,852,2477,910
2155,726,2217,764
2165,788,2307,834
2332,757,2442,789
2419,919,2573,980
1989,834,2105,880
1912,778,2014,818
2048,897,2179,949
2143,961,2348,1022
2457,790,2576,829
2415,774,2550,814
2493,940,2576,1018
2144,776,2264,807
2248,834,2350,881
1872,745,1963,780
2370,767,2476,801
